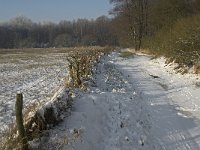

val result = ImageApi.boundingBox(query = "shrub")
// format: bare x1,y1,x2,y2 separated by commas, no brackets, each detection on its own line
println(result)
144,14,200,70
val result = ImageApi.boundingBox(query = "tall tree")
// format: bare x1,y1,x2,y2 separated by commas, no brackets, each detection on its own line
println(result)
110,0,149,50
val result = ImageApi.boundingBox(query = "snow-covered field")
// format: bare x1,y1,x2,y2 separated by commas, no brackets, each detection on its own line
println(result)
2,49,200,149
32,51,200,150
0,51,69,132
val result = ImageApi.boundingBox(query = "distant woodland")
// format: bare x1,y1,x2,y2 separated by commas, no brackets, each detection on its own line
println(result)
0,16,118,48
0,0,200,67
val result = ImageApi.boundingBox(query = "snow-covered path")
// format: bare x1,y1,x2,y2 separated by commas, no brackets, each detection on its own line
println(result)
115,54,200,150
36,52,200,150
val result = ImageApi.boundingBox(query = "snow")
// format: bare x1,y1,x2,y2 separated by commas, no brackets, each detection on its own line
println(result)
134,55,200,119
29,86,71,131
31,54,160,149
0,52,69,133
114,52,200,149
31,51,198,150
2,50,200,150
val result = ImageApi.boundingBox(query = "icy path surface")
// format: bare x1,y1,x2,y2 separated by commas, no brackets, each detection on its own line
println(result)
38,52,200,150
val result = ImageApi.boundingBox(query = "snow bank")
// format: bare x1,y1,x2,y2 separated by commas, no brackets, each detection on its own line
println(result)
138,54,200,119
25,86,73,139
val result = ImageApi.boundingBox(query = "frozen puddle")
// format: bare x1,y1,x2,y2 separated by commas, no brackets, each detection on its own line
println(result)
32,52,200,150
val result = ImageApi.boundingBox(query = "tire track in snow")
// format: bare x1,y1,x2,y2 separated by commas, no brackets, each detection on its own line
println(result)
36,55,161,150
114,53,200,150
35,52,200,150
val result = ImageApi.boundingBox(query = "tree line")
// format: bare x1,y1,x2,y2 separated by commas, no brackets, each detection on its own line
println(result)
110,0,200,67
1,0,200,68
0,16,118,49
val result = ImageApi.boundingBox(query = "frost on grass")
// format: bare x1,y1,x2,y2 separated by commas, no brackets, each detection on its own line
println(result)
36,53,160,150
0,51,70,149
1,85,73,150
0,47,113,149
25,87,73,140
0,52,69,132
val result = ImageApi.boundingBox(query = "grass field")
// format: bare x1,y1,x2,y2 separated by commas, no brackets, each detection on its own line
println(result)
0,46,113,149
0,48,73,133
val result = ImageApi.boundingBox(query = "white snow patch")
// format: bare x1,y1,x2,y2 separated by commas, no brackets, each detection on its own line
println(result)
25,51,200,150
0,52,69,133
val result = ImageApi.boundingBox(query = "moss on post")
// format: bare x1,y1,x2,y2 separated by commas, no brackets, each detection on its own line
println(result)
16,93,29,150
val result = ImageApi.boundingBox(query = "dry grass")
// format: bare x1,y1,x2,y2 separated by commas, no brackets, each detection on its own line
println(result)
138,49,153,55
0,100,43,150
194,64,200,74
0,46,114,150
120,51,135,58
0,46,111,55
65,46,114,89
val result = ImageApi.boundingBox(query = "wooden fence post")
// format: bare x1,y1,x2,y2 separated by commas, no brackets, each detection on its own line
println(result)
16,93,29,150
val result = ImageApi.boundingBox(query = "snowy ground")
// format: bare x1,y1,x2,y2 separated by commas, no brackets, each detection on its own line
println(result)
115,53,200,150
0,51,69,132
140,55,200,119
32,51,200,150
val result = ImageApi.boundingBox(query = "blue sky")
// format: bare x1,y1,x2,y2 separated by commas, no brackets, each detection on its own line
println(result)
0,0,112,23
